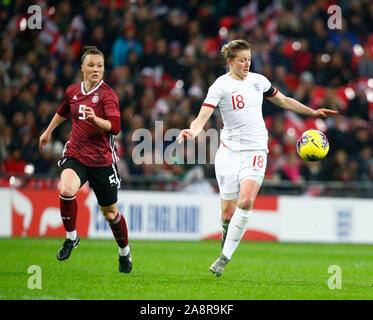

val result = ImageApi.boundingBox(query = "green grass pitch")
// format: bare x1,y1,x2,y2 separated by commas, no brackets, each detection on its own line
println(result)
1,238,373,300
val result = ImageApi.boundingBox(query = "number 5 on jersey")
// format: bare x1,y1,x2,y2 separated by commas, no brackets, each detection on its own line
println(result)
79,104,87,120
232,94,245,110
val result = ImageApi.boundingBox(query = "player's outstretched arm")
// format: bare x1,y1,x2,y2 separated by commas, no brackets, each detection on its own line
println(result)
266,90,339,118
39,113,67,150
177,106,214,143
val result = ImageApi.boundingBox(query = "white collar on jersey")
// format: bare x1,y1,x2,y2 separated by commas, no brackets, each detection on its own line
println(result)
81,80,104,95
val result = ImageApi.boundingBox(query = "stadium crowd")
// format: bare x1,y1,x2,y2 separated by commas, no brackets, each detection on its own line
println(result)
0,0,373,191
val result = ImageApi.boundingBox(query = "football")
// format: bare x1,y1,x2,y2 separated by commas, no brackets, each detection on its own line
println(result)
296,129,329,161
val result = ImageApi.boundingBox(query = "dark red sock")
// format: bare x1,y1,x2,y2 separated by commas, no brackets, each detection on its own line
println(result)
59,194,77,232
109,212,128,248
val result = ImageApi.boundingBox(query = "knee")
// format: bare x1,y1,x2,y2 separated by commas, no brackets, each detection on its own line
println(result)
100,202,119,223
237,197,254,210
103,210,118,222
104,212,117,222
60,185,77,198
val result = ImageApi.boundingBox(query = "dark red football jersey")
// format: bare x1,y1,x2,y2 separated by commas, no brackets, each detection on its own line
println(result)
57,80,121,167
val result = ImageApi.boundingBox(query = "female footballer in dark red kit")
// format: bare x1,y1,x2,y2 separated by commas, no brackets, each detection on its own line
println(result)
39,46,132,273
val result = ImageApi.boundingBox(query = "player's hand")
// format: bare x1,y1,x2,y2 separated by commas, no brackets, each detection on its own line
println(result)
83,107,97,123
314,108,339,118
177,129,196,143
39,130,51,150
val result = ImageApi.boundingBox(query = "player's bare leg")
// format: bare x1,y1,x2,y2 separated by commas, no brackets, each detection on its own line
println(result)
101,203,132,273
57,169,81,261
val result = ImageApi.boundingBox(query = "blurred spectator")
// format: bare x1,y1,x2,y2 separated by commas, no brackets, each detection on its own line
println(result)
0,115,8,163
144,37,169,70
313,53,329,86
280,151,302,182
326,52,353,87
308,19,329,53
356,146,373,181
358,50,373,78
325,114,353,154
345,87,370,121
269,115,285,144
112,24,143,67
161,8,188,45
180,166,215,194
32,147,55,175
271,65,291,95
319,88,341,112
3,147,26,176
366,161,373,182
0,87,15,123
293,71,314,106
350,126,371,154
322,149,351,181
267,139,285,181
291,39,313,74
300,160,323,181
164,41,185,79
19,129,35,163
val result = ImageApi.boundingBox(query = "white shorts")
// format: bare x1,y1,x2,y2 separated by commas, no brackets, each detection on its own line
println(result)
214,145,267,200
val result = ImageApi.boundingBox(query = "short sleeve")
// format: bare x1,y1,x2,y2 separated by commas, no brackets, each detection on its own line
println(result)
261,75,272,92
261,75,278,98
56,86,72,118
103,90,120,118
202,82,222,109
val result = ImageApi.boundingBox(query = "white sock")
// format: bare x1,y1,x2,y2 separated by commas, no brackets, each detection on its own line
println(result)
66,230,77,241
119,245,130,256
222,207,252,260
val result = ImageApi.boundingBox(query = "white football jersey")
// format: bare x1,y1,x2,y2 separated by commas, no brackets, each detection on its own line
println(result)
202,72,276,151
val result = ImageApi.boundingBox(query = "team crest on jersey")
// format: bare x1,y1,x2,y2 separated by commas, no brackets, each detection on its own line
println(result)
253,83,260,92
92,95,99,103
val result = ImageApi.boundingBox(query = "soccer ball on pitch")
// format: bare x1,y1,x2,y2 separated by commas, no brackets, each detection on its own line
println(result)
296,129,329,161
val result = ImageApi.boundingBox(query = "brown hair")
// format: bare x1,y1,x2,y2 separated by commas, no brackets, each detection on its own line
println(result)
81,45,104,64
221,40,251,60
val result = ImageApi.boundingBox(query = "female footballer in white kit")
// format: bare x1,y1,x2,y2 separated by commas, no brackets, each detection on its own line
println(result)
177,39,337,277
